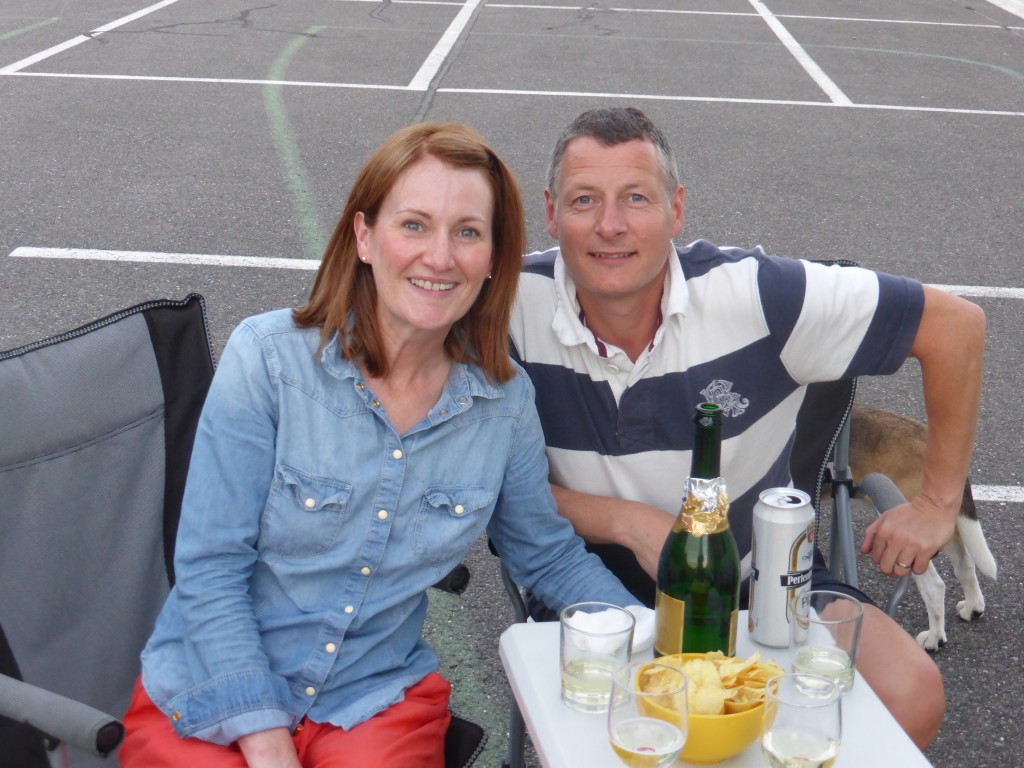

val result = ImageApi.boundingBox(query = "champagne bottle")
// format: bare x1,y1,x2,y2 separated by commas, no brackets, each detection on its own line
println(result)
654,402,741,656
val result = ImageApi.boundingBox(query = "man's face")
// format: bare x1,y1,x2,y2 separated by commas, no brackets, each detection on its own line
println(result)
545,136,684,308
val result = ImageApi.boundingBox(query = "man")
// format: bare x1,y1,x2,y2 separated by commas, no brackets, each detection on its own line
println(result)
509,107,985,749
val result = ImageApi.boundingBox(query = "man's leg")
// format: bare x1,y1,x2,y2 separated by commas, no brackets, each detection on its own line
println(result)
856,603,944,749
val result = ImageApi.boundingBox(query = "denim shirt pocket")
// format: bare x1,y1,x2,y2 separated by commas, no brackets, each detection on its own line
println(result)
415,486,495,575
260,465,353,557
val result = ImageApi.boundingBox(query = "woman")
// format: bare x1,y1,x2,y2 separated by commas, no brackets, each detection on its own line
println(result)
121,124,642,768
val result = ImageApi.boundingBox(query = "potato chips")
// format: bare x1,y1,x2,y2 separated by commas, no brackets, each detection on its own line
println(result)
642,652,783,716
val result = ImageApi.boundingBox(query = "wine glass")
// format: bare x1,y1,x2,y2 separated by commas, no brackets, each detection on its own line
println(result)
761,673,842,768
607,661,688,768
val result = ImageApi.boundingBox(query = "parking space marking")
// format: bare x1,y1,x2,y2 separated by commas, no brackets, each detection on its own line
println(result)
987,0,1024,18
12,249,1024,301
408,0,485,91
974,485,1024,503
931,284,1024,300
747,0,852,105
2,0,1018,116
8,247,320,270
1,71,409,90
437,86,1024,117
0,0,182,75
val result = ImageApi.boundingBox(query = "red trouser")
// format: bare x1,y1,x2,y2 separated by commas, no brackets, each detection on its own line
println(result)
120,674,451,768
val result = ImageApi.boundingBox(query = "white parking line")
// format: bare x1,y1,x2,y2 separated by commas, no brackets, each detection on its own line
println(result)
8,247,320,270
931,284,1024,300
0,0,183,75
974,485,1024,503
407,0,485,91
11,248,1024,300
343,0,1024,27
747,0,852,106
985,0,1024,20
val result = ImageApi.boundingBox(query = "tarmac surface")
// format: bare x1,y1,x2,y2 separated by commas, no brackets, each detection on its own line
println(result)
1,1,1022,766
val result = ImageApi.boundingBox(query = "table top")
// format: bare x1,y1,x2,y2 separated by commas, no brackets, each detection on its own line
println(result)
499,616,932,768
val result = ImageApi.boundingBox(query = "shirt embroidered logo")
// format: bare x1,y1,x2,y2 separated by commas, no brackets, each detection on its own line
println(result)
699,379,750,417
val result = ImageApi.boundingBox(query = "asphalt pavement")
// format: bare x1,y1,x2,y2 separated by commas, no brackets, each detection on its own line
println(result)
1,1,1022,766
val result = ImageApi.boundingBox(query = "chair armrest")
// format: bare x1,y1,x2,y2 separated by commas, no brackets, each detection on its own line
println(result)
859,473,908,515
0,674,124,756
858,473,912,617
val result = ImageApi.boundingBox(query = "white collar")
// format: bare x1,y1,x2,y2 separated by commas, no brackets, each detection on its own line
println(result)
550,243,690,354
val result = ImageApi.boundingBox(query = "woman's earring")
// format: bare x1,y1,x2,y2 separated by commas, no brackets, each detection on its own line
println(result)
486,271,492,279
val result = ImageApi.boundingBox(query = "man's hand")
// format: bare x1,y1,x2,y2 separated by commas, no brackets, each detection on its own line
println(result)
860,495,958,577
550,484,673,579
861,286,985,580
238,727,302,768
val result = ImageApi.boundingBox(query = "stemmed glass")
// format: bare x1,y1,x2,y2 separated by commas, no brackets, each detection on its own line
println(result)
607,661,688,768
761,673,842,768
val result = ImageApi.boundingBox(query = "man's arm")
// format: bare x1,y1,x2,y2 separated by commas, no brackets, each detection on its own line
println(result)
861,286,985,575
551,483,674,580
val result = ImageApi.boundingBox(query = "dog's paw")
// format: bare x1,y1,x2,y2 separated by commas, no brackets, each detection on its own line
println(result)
957,598,985,622
916,628,947,652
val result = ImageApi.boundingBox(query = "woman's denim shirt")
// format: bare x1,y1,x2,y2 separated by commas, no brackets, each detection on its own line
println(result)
140,309,633,745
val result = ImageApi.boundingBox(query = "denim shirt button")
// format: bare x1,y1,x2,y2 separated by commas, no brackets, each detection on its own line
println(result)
305,686,316,696
304,498,316,509
171,712,182,722
392,449,403,460
377,510,389,520
454,505,465,516
457,396,469,406
344,606,355,614
360,566,371,575
325,642,337,653
439,409,448,416
372,400,381,408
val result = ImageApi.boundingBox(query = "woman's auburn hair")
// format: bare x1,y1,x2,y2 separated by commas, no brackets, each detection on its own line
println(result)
292,123,524,383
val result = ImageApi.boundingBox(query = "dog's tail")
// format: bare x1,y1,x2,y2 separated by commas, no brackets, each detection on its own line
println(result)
959,479,997,579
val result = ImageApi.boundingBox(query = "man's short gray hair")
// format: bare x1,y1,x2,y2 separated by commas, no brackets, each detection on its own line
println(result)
546,107,680,199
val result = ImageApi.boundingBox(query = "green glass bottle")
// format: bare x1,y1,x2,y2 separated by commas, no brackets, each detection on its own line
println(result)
654,402,742,656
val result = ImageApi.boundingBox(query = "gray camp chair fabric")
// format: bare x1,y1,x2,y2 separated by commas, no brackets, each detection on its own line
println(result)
0,295,215,767
0,295,486,768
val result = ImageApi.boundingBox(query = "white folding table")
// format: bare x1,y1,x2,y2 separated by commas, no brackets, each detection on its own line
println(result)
499,615,933,767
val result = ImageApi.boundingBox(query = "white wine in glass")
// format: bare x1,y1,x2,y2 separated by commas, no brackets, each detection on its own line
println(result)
608,661,687,768
762,725,839,768
761,673,841,768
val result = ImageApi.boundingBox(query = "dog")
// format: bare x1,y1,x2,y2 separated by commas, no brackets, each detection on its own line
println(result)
846,405,997,651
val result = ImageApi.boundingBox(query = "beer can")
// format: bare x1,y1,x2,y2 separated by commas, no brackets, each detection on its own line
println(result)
748,488,814,647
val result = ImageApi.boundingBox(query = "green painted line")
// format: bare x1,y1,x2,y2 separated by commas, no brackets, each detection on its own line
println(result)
812,44,1024,82
0,17,60,43
264,26,328,262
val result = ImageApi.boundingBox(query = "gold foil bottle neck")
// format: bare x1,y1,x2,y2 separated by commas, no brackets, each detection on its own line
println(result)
675,477,731,536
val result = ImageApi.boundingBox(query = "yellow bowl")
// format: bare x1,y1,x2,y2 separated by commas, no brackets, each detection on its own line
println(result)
642,654,766,765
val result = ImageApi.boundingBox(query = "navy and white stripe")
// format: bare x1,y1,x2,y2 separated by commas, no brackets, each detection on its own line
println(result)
511,240,924,585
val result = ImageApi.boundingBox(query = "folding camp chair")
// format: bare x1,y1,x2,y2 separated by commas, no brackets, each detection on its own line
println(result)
0,294,215,768
0,295,486,768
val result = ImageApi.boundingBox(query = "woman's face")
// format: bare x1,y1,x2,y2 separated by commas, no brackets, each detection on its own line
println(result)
355,155,495,348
